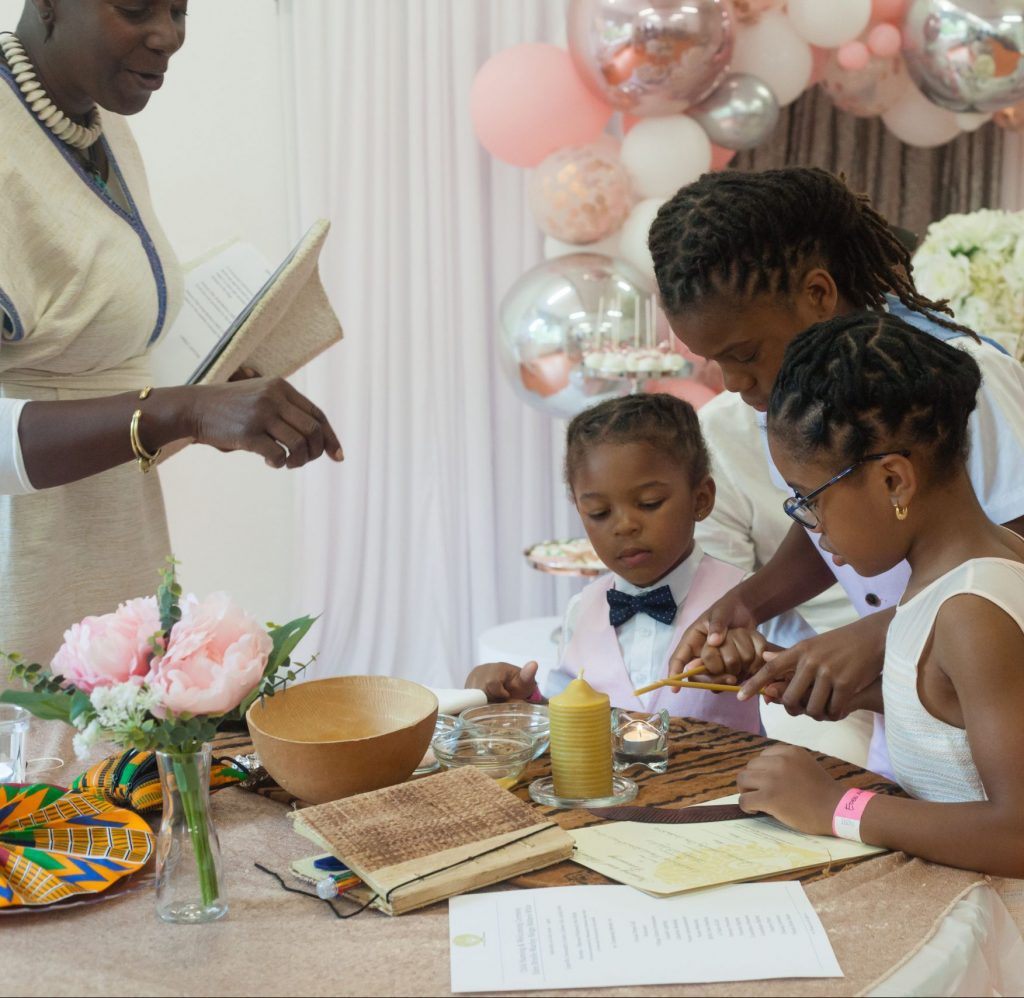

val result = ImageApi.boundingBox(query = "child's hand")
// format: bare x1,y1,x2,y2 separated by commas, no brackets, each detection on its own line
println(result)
671,627,772,690
735,745,844,836
465,660,540,703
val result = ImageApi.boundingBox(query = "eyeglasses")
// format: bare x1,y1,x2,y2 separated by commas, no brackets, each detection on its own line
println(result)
782,451,911,529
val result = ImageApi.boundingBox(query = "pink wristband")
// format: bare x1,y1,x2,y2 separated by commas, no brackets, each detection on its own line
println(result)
832,788,876,841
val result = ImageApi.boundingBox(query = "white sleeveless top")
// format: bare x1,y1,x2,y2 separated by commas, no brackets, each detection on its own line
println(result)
883,558,1024,802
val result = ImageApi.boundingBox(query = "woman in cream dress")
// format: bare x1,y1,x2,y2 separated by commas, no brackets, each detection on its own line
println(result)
0,1,342,764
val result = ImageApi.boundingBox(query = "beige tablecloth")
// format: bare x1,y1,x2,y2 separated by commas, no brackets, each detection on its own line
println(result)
1,787,993,998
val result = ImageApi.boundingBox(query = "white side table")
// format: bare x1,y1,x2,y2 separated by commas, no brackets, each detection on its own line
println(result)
476,615,562,672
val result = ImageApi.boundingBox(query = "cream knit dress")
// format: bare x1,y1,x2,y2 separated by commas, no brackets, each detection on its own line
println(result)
0,66,184,767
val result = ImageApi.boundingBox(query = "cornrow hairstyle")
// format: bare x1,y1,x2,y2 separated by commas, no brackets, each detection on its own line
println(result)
564,392,711,494
767,311,982,482
648,166,977,339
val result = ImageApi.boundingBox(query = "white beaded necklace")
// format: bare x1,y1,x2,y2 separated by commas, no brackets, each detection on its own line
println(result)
0,31,102,150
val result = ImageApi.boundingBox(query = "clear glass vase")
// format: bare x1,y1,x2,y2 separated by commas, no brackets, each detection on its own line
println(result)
155,745,228,923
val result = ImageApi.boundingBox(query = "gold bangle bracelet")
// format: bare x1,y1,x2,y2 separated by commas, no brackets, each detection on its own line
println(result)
130,386,162,473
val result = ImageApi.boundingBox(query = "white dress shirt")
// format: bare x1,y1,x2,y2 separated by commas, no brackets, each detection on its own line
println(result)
544,543,705,699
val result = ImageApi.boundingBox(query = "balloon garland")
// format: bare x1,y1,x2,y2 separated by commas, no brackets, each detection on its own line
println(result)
475,0,1024,417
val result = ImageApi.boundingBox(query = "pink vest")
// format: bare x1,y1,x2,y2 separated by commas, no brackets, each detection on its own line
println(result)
557,554,762,734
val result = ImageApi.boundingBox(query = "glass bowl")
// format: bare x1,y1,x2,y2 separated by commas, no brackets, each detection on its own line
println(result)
461,702,551,760
414,713,461,776
431,728,535,788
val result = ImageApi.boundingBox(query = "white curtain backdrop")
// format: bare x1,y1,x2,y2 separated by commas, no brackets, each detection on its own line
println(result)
278,0,581,686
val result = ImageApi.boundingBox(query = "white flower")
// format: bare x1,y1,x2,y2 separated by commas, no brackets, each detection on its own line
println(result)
913,250,971,306
72,719,103,759
913,209,1024,344
88,681,162,731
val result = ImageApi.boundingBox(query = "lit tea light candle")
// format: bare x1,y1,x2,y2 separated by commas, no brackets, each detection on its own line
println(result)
618,720,660,757
548,672,612,800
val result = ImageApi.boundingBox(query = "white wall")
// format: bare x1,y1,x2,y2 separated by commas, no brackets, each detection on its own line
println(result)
0,0,305,626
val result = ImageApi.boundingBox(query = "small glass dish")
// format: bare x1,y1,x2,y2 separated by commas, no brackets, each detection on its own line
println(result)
527,775,638,810
431,728,535,788
461,702,550,760
414,713,461,776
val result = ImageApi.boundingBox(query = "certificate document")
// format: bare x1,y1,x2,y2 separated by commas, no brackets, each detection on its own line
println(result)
448,883,842,993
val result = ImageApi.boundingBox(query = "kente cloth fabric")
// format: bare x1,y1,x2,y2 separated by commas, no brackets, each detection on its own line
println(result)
0,782,154,907
884,557,1024,803
71,748,248,814
0,65,184,768
605,585,677,627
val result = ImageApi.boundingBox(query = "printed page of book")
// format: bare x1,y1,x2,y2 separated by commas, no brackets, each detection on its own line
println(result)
570,796,886,897
448,882,843,992
150,241,272,388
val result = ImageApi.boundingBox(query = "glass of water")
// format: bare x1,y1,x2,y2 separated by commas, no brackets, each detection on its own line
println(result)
0,704,29,783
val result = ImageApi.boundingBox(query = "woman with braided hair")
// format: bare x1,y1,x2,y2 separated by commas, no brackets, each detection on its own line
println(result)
732,313,1024,876
650,167,1024,775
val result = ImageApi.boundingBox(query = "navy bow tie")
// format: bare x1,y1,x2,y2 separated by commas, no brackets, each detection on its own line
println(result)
606,585,677,627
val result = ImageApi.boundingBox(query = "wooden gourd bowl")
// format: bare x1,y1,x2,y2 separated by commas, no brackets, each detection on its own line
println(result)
246,676,439,804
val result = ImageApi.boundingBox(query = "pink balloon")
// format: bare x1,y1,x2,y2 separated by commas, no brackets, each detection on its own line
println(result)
870,0,908,24
471,44,613,167
837,40,871,71
710,143,737,170
867,23,902,58
643,377,718,409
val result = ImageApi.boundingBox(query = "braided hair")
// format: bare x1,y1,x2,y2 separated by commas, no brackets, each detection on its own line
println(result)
768,311,982,481
648,167,976,338
564,393,710,493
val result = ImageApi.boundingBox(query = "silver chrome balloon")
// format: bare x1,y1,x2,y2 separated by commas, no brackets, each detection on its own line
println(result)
688,73,780,149
567,0,734,117
902,0,1024,112
498,255,651,419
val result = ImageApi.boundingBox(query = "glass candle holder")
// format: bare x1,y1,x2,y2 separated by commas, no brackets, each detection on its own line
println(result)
0,705,29,784
612,708,670,773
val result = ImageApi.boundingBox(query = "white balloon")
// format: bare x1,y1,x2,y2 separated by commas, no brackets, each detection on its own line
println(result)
786,0,870,49
617,198,668,288
620,117,712,200
731,11,812,107
882,83,962,147
954,111,992,132
544,232,622,260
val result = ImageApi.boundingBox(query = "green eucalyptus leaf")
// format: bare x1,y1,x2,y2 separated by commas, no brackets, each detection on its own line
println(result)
0,689,73,723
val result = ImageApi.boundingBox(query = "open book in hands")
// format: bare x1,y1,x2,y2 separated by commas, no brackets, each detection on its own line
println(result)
150,219,343,389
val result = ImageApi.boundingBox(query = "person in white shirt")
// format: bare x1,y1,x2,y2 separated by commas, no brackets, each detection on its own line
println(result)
647,166,1024,774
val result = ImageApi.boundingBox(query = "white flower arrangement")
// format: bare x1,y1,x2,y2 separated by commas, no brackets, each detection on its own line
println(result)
912,208,1024,360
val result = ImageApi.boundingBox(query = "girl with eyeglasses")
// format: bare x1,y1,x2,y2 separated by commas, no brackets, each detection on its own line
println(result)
732,312,1024,876
650,168,1024,775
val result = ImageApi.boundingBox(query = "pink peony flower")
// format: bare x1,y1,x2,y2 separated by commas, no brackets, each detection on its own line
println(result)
148,592,271,716
51,597,162,694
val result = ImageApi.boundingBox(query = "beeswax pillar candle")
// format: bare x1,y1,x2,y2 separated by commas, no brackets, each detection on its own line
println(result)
548,674,612,799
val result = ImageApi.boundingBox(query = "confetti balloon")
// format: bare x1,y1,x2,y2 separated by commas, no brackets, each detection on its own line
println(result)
567,0,734,117
528,144,634,245
730,0,785,25
902,0,1024,113
823,51,911,116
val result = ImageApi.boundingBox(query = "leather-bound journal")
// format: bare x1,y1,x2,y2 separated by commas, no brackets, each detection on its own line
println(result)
289,767,573,916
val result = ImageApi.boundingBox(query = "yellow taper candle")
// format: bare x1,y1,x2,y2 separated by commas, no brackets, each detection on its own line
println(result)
548,672,613,799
